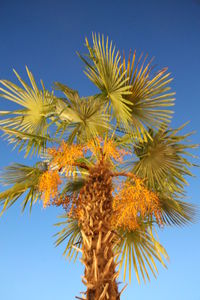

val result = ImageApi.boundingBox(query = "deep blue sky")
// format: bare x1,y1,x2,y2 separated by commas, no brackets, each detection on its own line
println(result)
0,0,199,299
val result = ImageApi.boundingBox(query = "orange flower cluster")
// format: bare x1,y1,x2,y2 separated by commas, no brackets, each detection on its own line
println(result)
86,138,101,159
38,170,62,207
112,177,162,231
103,139,129,162
86,138,129,163
48,141,84,176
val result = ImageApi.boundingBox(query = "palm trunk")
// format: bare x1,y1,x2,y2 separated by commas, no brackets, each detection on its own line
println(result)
78,163,120,300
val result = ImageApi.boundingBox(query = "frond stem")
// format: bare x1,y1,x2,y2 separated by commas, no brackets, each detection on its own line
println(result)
111,171,134,178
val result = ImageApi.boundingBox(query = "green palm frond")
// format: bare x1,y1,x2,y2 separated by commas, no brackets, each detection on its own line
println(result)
0,126,53,156
54,83,110,142
0,163,45,214
159,195,197,226
114,226,169,284
79,34,132,127
60,178,86,198
54,82,79,102
54,214,82,261
133,124,197,193
53,83,81,124
0,67,56,152
121,52,175,141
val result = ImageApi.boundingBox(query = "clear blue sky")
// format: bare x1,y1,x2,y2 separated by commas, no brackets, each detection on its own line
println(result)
0,0,199,299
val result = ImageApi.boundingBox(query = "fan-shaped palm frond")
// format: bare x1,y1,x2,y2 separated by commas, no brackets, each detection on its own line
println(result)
133,124,197,193
0,67,56,153
79,34,132,127
54,82,79,103
54,83,110,142
54,214,82,261
121,52,175,141
114,226,169,283
0,163,46,214
0,126,54,156
53,83,81,123
0,67,55,133
159,194,196,226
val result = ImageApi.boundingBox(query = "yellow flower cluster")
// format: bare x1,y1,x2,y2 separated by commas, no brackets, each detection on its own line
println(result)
86,138,101,159
86,137,129,162
103,140,128,162
48,141,84,176
38,170,62,207
112,177,162,231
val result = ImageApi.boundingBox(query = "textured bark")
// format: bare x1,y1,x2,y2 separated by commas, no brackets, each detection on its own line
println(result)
78,163,120,300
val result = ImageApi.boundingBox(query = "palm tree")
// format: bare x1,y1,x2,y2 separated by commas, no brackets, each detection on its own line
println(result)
0,34,197,300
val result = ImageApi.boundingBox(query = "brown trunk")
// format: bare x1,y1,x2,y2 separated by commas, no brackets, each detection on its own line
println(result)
78,163,120,300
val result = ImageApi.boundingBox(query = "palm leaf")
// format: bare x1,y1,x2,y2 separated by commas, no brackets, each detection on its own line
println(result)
159,195,197,226
54,83,111,142
114,226,169,283
132,124,197,193
69,96,110,143
121,52,175,141
0,126,53,156
59,178,86,199
0,163,45,214
54,82,79,103
0,67,55,132
0,67,56,153
79,34,132,127
54,214,82,261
